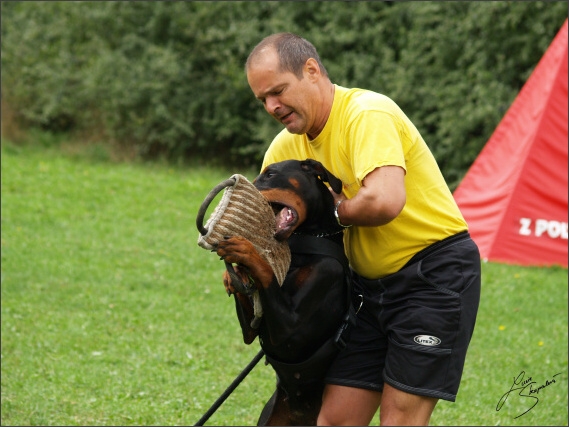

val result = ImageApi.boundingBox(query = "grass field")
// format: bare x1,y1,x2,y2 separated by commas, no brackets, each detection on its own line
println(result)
1,138,567,426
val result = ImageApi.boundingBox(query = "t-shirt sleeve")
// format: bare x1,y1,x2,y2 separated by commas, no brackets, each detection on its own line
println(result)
345,110,407,185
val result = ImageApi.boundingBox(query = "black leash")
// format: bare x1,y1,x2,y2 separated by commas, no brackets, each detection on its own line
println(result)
194,349,265,426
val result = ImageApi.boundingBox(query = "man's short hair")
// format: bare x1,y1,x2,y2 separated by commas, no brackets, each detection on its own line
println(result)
246,32,329,79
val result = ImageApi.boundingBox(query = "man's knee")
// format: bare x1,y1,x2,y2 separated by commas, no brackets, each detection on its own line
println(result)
317,385,381,426
379,384,438,426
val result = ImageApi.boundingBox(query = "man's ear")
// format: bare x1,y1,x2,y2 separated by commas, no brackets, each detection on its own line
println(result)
304,58,321,82
300,159,343,194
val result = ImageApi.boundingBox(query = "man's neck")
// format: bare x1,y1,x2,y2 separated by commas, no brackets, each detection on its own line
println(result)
307,82,335,140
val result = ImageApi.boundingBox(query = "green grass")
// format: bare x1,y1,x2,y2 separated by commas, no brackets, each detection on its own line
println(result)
1,138,567,426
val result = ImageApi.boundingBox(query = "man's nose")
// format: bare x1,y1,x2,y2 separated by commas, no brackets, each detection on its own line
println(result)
265,96,280,115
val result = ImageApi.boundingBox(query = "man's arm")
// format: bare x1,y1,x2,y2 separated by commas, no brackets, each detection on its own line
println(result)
332,165,406,227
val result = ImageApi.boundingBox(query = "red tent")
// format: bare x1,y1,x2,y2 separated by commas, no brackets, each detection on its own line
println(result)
453,19,568,268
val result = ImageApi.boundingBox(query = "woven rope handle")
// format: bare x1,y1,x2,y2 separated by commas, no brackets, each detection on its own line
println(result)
224,262,256,295
196,177,236,236
196,176,257,296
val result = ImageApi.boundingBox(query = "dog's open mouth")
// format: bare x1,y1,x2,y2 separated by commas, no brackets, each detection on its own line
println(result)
270,202,298,241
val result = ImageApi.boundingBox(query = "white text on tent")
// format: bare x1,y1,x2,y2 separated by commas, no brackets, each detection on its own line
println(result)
519,218,568,239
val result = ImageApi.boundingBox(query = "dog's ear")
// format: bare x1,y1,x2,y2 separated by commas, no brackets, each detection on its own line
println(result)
300,159,343,194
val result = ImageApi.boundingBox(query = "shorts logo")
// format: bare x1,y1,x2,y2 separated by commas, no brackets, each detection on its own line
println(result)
414,335,442,346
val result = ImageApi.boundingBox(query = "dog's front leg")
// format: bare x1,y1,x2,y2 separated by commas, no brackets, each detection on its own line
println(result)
234,293,259,344
222,268,259,344
216,236,275,289
217,236,276,344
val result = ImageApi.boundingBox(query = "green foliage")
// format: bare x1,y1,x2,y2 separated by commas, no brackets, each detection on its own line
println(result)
380,2,569,188
1,2,567,183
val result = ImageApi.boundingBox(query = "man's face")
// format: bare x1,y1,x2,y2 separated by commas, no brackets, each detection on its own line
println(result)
247,49,318,137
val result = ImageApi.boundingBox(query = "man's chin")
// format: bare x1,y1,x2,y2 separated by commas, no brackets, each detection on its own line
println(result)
283,123,306,135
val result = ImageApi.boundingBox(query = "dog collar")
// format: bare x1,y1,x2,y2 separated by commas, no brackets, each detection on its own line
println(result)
293,229,344,238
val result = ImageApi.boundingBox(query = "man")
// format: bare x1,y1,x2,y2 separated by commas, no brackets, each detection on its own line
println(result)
245,32,481,426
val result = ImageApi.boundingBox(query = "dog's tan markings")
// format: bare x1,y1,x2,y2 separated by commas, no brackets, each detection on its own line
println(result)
288,178,301,189
259,188,308,224
216,236,274,289
294,267,312,287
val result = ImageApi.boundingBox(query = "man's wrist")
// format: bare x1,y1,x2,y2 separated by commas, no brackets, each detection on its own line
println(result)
334,200,352,228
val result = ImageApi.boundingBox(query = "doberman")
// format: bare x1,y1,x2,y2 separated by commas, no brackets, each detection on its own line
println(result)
216,159,354,426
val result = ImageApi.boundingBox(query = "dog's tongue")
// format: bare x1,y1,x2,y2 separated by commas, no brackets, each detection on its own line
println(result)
275,206,298,241
275,207,294,230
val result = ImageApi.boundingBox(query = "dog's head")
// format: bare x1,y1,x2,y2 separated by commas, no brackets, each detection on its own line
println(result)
254,159,343,241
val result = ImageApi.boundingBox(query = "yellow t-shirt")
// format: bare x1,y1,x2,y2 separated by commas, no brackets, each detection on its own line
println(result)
262,85,467,278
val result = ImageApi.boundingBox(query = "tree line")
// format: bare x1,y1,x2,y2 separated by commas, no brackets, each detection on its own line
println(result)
1,1,566,188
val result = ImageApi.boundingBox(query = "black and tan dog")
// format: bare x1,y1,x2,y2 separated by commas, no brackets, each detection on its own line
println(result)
216,159,354,426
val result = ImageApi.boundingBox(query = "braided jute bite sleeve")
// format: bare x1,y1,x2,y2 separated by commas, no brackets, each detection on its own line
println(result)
196,173,291,287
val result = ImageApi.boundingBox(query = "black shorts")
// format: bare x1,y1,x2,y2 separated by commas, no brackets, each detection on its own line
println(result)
324,231,481,402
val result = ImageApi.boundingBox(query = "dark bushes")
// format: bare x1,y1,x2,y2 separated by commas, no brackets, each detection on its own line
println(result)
1,1,566,184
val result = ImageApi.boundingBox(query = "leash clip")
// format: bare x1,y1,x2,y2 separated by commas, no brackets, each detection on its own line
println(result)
334,311,353,350
355,294,363,314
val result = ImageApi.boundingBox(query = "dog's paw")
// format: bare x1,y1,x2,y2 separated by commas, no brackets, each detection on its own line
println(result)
216,236,256,263
217,236,275,289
